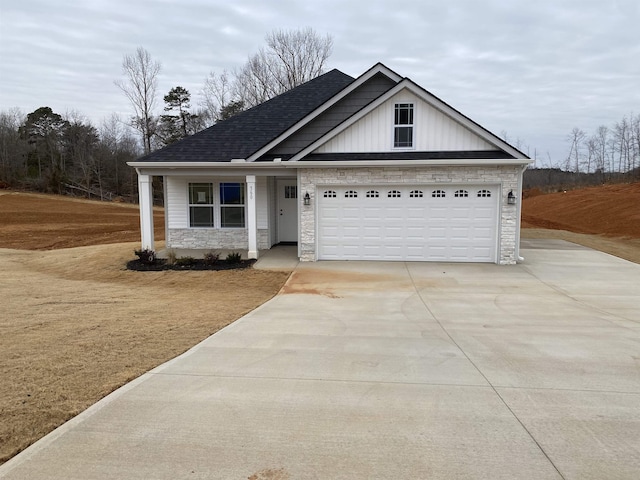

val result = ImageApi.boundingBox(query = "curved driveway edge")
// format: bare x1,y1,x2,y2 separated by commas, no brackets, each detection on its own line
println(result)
2,239,639,479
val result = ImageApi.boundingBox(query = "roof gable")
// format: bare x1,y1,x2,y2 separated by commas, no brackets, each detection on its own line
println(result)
246,63,402,161
135,69,354,163
291,78,529,161
315,88,495,153
258,71,398,159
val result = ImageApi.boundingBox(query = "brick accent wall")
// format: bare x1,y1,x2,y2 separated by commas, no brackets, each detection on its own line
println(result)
299,165,521,265
167,228,270,250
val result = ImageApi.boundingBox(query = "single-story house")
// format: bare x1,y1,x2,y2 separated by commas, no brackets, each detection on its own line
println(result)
128,63,532,264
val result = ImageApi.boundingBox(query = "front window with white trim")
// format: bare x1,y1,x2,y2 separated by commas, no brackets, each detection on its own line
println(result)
394,103,414,148
188,182,246,228
220,183,245,228
189,183,214,227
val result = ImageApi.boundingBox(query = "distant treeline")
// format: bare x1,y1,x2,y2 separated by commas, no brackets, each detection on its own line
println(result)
524,167,639,192
0,108,141,201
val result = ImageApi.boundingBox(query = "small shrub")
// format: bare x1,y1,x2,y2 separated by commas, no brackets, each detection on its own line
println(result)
203,251,220,266
226,251,242,264
176,256,197,266
134,249,156,265
166,249,177,265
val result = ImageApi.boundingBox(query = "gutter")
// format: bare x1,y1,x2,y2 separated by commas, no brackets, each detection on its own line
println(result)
128,158,533,169
516,163,528,262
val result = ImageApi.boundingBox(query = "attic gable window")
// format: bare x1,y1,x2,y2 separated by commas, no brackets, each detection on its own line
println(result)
394,103,414,148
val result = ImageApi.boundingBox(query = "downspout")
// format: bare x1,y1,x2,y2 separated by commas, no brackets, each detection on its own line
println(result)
516,164,527,262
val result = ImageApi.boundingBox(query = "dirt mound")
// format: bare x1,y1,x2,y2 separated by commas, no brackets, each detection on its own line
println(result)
522,183,640,238
0,191,164,250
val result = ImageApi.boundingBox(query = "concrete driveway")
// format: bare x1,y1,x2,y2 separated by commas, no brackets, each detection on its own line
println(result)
2,240,639,479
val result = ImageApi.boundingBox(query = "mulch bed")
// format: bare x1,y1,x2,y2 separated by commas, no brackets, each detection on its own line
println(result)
126,258,256,271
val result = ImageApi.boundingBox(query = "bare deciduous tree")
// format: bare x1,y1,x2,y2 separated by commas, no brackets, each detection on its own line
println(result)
632,114,640,174
592,125,609,177
115,47,161,154
201,70,236,124
201,28,333,120
98,113,140,198
565,127,586,172
62,111,100,196
235,28,333,107
0,108,27,183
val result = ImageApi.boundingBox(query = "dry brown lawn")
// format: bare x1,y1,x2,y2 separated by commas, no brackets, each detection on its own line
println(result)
1,184,639,465
0,192,290,464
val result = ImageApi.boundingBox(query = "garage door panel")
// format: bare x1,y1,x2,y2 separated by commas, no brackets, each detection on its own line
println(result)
472,206,494,218
320,207,339,220
427,226,448,239
471,226,493,239
362,207,382,219
362,225,382,236
318,184,498,262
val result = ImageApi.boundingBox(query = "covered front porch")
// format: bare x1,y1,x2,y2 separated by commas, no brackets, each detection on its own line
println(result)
135,165,302,260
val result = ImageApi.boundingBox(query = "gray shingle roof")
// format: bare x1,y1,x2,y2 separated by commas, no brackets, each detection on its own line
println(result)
136,69,355,163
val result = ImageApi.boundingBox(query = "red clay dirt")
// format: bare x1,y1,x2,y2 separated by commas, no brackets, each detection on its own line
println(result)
0,191,165,250
522,182,640,238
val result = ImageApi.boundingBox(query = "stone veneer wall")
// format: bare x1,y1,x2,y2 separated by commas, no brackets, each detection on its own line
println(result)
299,165,521,264
167,228,271,250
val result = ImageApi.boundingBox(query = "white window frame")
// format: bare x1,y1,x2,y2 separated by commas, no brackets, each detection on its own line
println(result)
393,102,414,149
219,182,246,229
188,183,215,228
187,181,246,229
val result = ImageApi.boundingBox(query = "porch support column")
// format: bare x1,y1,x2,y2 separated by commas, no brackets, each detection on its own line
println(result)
246,175,258,259
137,173,155,251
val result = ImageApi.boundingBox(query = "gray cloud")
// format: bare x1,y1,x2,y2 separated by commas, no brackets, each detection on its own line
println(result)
1,0,638,164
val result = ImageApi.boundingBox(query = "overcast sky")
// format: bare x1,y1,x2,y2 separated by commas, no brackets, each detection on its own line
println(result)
1,0,638,165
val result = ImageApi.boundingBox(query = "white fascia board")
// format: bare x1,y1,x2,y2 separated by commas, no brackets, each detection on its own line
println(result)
129,157,533,176
130,162,293,177
245,63,403,162
290,79,529,161
292,158,533,168
128,161,292,169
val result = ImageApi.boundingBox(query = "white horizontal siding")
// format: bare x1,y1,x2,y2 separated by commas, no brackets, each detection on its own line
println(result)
316,90,495,153
166,177,188,228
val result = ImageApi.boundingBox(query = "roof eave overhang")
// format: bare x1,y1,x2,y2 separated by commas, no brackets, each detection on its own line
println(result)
128,161,295,177
293,158,533,167
127,161,285,168
129,158,532,173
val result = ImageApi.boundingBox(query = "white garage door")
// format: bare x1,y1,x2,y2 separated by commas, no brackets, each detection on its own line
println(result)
318,185,499,262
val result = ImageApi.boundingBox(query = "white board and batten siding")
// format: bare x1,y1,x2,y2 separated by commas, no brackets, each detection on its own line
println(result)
165,176,269,229
317,184,499,262
316,90,495,153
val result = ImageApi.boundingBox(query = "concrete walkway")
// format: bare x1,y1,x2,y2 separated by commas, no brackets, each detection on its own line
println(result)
2,240,639,479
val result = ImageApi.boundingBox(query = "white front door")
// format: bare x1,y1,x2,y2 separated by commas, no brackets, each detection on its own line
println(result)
277,179,298,243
